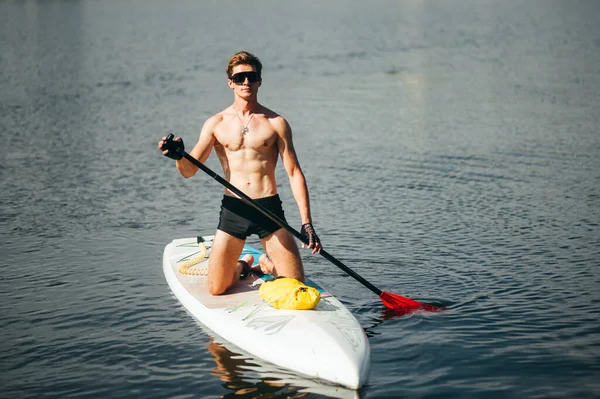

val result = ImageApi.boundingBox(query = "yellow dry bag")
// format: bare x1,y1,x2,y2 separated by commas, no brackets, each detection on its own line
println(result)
258,278,321,310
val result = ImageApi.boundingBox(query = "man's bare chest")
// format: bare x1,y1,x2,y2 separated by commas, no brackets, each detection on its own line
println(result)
214,120,278,153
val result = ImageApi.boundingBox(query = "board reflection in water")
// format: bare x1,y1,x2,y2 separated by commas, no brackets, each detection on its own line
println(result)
207,337,361,399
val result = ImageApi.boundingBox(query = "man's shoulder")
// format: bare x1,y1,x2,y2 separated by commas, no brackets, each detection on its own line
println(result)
202,111,228,130
260,105,283,120
208,111,227,123
261,106,288,130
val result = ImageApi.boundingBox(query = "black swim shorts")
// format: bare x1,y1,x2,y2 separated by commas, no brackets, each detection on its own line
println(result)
217,194,287,239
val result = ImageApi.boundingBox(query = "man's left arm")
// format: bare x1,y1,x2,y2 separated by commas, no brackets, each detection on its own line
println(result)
276,118,322,253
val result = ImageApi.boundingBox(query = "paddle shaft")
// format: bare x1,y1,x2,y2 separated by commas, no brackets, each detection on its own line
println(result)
179,150,384,297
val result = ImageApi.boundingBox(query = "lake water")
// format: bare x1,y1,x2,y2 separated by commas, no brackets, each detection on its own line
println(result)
1,0,599,398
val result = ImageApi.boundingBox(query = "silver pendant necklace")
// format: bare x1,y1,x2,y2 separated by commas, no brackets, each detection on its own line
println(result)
234,108,254,136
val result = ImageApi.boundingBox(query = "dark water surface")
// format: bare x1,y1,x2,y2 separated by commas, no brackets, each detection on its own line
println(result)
1,0,599,398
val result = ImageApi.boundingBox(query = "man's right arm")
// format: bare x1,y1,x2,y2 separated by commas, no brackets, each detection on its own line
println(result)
176,116,218,178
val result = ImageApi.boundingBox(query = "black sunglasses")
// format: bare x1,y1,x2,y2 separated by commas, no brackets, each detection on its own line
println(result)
230,71,261,84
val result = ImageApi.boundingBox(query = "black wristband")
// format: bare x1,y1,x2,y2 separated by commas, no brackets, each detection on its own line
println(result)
301,222,320,245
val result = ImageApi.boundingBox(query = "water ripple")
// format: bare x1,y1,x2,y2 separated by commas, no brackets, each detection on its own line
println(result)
2,1,600,398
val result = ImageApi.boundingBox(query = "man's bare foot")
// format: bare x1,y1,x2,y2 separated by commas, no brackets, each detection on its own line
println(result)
259,254,276,276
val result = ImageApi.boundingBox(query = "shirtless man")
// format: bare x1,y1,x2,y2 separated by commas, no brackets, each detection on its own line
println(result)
158,51,321,295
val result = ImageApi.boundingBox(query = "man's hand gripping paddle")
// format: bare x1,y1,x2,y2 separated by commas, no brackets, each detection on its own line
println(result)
162,134,440,315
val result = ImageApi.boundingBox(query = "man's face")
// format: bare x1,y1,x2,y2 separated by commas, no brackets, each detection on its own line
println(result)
228,64,261,97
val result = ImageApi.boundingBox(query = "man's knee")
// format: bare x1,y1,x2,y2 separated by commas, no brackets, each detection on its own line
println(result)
207,279,228,296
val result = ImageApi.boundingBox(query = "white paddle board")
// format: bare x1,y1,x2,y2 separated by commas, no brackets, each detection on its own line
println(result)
162,235,371,389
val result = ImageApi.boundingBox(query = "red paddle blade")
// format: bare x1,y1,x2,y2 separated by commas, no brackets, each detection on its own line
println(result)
380,291,440,314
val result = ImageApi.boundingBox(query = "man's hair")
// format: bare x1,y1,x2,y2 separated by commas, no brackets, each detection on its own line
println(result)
226,51,262,79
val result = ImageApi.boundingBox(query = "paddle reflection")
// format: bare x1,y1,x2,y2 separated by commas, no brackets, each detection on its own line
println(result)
207,337,361,399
